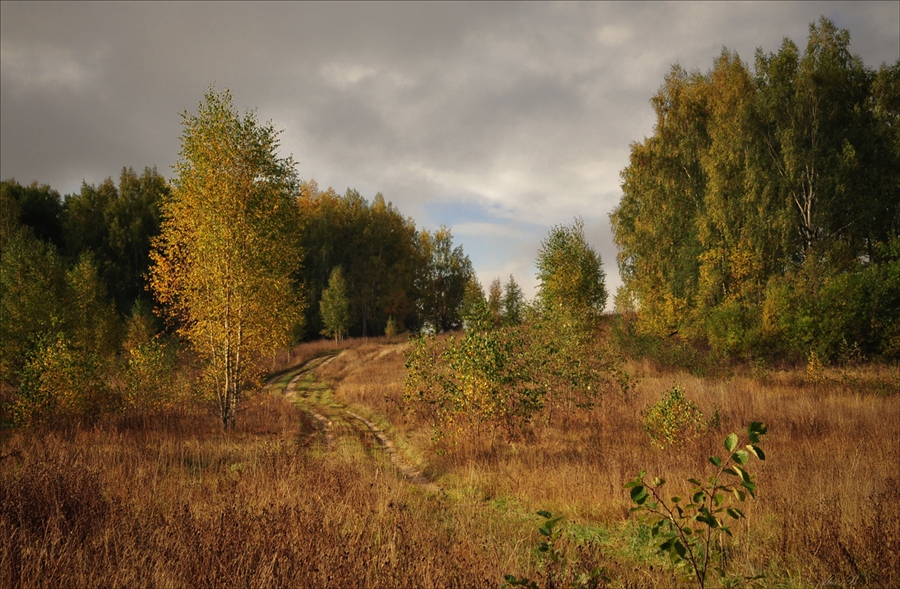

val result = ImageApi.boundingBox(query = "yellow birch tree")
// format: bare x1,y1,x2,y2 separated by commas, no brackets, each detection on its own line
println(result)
149,88,303,429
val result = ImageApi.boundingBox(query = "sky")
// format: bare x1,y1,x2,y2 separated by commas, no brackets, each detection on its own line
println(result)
2,1,898,306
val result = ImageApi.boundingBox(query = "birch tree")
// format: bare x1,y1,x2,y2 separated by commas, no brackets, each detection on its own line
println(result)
320,266,350,343
149,88,303,429
536,218,607,327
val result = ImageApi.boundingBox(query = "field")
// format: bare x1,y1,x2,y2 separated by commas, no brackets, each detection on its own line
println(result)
2,336,898,588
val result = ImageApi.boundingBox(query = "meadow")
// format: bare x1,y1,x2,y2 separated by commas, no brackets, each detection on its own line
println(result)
1,335,898,588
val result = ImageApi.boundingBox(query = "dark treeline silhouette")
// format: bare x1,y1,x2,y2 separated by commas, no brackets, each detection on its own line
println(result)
296,180,473,339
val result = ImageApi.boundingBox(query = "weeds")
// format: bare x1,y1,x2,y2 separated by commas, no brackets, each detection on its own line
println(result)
503,511,609,589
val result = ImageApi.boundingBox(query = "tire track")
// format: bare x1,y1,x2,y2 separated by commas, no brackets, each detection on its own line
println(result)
270,352,440,493
287,377,334,449
345,410,440,493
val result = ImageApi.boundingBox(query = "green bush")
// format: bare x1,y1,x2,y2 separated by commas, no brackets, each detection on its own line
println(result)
704,300,764,360
120,336,182,412
14,334,116,425
760,250,900,363
641,384,708,449
405,309,628,441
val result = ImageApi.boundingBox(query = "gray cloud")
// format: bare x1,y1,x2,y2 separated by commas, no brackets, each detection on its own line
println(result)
3,1,898,306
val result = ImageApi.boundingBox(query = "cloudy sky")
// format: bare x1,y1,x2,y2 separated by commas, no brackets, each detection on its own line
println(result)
2,2,898,305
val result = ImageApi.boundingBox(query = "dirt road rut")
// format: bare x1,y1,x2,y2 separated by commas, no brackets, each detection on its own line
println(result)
269,353,440,493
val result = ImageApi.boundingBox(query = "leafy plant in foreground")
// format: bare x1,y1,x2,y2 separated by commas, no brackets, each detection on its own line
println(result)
625,422,768,589
502,511,608,589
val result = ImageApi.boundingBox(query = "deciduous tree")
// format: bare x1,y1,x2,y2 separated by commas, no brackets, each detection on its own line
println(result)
0,231,67,382
417,226,475,332
611,18,899,361
320,266,350,343
536,218,607,327
149,88,303,429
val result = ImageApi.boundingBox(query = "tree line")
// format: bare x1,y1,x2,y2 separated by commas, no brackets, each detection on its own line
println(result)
611,17,899,363
296,181,476,340
0,91,477,428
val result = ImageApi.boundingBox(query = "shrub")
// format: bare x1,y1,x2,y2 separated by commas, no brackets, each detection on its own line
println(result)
121,336,184,412
385,316,399,338
641,384,707,449
404,312,629,442
14,333,116,425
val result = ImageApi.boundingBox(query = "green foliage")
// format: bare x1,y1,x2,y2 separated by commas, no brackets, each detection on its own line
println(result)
535,510,566,563
418,226,476,332
65,251,120,360
0,180,64,251
405,222,627,441
503,274,525,326
611,17,899,362
502,511,564,589
15,333,115,426
296,182,428,338
488,277,504,327
502,511,609,589
102,167,168,312
122,299,160,354
761,252,900,362
626,423,768,589
61,167,168,314
405,304,628,441
120,336,182,413
296,183,478,338
2,169,167,354
532,307,630,418
320,266,350,343
404,321,545,440
609,314,715,375
641,384,708,449
1,232,126,422
536,218,607,325
460,277,488,329
0,231,67,382
119,299,181,414
0,183,22,252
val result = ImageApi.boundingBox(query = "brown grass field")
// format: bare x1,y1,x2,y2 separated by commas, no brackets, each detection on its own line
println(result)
1,335,898,588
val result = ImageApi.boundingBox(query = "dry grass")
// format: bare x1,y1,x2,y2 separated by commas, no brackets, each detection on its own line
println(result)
269,334,407,378
319,341,900,588
0,388,546,588
2,337,898,588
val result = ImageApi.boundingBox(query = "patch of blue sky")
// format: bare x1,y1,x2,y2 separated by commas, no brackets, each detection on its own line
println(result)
422,198,549,298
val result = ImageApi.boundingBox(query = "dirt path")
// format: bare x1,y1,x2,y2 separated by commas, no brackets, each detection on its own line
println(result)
268,353,440,493
344,410,440,493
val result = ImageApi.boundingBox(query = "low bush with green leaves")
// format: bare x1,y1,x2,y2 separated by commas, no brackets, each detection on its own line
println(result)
641,384,709,449
625,422,768,589
404,304,628,441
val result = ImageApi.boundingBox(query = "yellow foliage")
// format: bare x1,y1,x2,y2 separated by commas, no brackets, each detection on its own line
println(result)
148,88,304,429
